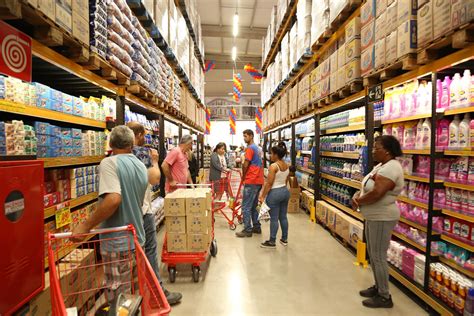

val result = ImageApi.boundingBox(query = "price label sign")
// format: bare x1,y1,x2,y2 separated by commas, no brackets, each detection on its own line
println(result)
55,203,71,228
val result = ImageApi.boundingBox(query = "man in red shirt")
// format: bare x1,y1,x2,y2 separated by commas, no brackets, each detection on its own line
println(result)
162,135,194,192
236,129,264,237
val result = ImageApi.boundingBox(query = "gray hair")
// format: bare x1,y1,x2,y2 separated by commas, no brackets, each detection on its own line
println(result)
180,134,193,145
109,125,135,149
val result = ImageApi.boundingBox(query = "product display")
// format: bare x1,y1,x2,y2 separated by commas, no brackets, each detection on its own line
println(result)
320,106,365,130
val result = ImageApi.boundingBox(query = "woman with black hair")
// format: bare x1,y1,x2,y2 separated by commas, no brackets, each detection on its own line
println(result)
258,142,290,248
209,142,229,200
352,135,404,309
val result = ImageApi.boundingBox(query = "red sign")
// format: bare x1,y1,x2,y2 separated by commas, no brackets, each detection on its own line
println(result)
0,20,32,82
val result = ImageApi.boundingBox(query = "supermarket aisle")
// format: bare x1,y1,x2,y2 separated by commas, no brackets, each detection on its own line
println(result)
158,212,428,316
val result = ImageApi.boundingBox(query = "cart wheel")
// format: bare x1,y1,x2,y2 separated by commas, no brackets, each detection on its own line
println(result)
238,217,243,224
192,266,200,283
210,239,218,257
168,267,176,283
229,223,237,230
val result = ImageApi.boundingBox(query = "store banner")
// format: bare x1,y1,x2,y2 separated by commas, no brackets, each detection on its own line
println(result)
0,20,32,82
229,108,236,135
256,107,263,134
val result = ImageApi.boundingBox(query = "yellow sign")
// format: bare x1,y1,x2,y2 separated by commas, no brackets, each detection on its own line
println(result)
55,203,71,228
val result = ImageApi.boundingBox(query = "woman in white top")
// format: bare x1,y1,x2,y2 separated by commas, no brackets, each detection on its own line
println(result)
352,135,404,309
258,142,290,249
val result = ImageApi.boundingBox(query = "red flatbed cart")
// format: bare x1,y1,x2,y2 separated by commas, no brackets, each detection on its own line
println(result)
213,168,244,230
161,184,218,283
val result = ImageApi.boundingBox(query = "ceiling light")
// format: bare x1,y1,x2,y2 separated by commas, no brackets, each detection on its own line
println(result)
250,82,261,85
233,13,239,37
232,46,237,61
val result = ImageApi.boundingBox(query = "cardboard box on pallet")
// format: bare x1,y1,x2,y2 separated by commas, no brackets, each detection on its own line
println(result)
348,218,364,248
165,216,187,233
386,0,398,33
361,45,375,76
335,212,351,242
375,38,386,69
186,211,210,234
326,206,339,231
55,0,72,34
433,0,451,39
386,30,398,63
361,0,376,27
397,19,417,58
167,232,187,252
451,0,474,29
417,0,433,47
345,58,361,83
164,189,186,216
288,188,300,213
72,10,89,46
185,189,208,216
37,0,55,21
187,234,210,252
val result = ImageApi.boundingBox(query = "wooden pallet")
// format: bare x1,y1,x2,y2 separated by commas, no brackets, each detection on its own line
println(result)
127,82,155,101
312,28,333,50
337,80,363,98
417,23,474,65
363,54,417,87
0,2,90,63
330,0,362,31
80,53,131,86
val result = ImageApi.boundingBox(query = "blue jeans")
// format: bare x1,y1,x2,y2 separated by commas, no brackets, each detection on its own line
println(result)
242,184,262,232
265,187,290,242
143,213,163,288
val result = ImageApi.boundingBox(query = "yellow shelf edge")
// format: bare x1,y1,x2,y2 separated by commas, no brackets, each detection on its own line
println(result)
444,182,474,191
320,151,360,159
300,185,315,193
444,106,474,116
392,232,426,252
322,124,366,135
398,217,428,233
382,113,432,125
403,174,442,183
441,209,474,223
296,167,315,175
439,257,474,279
0,100,106,128
44,192,99,219
388,266,453,316
441,234,474,252
320,194,364,221
397,196,437,210
320,173,361,189
40,156,105,168
444,150,474,157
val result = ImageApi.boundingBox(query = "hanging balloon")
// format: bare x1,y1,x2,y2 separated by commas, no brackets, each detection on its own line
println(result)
205,108,211,135
204,60,215,73
232,73,242,103
255,107,263,134
229,108,237,135
244,63,263,82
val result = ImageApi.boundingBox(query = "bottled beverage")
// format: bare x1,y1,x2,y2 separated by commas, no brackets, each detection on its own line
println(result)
463,287,474,316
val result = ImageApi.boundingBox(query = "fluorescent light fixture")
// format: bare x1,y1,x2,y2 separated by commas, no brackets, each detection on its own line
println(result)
233,13,239,37
232,46,237,61
250,81,261,85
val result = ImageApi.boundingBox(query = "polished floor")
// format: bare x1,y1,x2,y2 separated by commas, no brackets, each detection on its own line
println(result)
157,211,429,316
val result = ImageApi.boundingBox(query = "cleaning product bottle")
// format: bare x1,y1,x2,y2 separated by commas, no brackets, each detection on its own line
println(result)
437,118,450,150
459,113,471,149
450,73,462,109
415,120,424,149
460,70,471,108
458,157,469,183
422,118,432,149
441,76,451,110
471,75,474,107
449,115,461,149
463,287,474,316
437,79,442,109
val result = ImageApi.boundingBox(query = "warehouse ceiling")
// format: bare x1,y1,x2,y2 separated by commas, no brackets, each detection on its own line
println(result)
197,0,277,100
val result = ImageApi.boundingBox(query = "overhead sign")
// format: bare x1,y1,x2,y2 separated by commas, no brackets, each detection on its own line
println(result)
368,83,384,103
0,20,32,82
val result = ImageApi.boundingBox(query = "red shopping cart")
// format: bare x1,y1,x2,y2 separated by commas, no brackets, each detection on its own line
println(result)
161,184,217,283
213,168,244,230
48,225,170,316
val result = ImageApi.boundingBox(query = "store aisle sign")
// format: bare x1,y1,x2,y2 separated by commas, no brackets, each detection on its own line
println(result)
0,20,32,82
368,83,383,103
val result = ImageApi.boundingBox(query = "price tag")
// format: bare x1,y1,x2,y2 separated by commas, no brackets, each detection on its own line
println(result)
55,203,71,228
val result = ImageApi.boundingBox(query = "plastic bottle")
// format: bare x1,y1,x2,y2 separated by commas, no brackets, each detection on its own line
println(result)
463,287,474,316
449,115,461,149
451,73,462,109
460,70,472,108
471,75,474,107
458,157,469,183
415,120,424,149
460,114,471,149
436,79,443,109
437,118,451,150
422,118,432,149
441,76,452,109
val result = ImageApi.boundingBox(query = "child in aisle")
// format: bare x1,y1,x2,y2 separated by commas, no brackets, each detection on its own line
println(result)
127,122,182,306
258,142,291,248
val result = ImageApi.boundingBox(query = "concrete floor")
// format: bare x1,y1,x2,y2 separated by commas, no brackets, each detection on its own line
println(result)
157,211,429,316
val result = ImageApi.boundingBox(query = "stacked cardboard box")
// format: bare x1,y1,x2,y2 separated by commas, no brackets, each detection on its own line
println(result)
289,83,299,116
164,188,212,252
298,74,310,110
361,0,377,76
315,200,364,248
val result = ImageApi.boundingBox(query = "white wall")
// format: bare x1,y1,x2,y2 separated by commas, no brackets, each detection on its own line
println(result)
205,120,260,149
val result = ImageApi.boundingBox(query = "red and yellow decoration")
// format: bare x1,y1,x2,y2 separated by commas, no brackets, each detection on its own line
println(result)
244,63,263,82
229,108,236,135
205,108,211,135
232,73,242,103
255,107,263,134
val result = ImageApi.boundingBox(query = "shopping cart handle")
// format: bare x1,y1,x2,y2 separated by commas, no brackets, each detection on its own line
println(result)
50,226,131,239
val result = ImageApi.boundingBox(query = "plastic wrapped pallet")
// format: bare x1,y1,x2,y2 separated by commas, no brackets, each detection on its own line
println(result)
296,0,312,60
330,0,348,24
281,33,290,79
89,0,107,58
311,0,329,45
289,23,298,69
